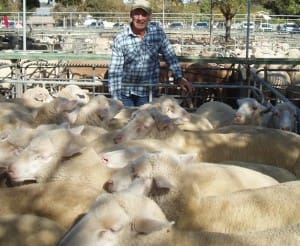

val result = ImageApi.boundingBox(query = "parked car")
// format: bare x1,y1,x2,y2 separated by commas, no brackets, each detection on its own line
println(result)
168,22,184,30
281,23,300,33
113,22,126,30
258,23,273,32
240,21,255,31
192,22,209,30
88,21,104,29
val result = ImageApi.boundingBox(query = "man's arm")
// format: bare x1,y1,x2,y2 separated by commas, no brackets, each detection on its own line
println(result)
108,41,124,100
159,32,195,94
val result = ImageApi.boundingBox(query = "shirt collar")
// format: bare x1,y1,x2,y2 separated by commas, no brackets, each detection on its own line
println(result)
126,22,150,37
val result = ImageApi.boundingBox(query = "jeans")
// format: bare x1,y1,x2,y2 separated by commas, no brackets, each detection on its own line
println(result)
121,94,149,107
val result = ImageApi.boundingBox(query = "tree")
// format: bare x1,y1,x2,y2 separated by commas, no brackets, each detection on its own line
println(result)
214,0,245,43
261,0,300,15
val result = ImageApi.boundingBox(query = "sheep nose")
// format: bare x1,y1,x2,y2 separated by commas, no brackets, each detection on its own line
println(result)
113,135,123,144
7,165,16,178
103,180,114,193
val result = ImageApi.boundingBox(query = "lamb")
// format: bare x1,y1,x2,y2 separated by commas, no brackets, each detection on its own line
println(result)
58,191,173,246
58,188,300,246
234,97,273,126
7,127,88,184
0,181,101,229
55,84,90,105
0,101,35,136
32,97,79,126
112,106,178,144
103,151,279,225
195,100,236,129
0,124,63,173
21,86,53,108
177,181,300,233
111,110,300,177
70,95,124,129
269,101,298,133
0,214,65,246
219,160,297,182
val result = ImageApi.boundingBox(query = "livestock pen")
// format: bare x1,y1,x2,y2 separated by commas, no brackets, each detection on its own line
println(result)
0,52,299,132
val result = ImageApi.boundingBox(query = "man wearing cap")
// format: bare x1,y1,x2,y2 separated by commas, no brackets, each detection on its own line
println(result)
108,1,194,106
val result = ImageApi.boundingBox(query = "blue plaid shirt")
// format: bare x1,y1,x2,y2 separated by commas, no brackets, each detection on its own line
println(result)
108,23,183,99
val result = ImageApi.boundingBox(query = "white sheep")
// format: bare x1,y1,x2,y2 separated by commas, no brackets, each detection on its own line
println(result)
269,101,298,133
58,188,300,246
0,181,101,229
103,152,279,223
219,160,297,182
0,101,35,136
7,127,88,184
195,100,236,129
58,191,173,246
70,95,124,129
234,97,273,126
177,180,300,232
32,97,79,126
0,124,65,174
111,112,300,177
0,214,65,246
21,86,53,108
55,84,90,105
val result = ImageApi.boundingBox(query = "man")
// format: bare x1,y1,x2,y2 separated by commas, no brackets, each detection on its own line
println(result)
108,1,194,107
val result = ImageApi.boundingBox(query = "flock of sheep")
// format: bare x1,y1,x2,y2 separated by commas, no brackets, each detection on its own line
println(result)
0,84,299,245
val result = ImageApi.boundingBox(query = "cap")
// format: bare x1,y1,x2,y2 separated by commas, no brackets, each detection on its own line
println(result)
131,1,152,15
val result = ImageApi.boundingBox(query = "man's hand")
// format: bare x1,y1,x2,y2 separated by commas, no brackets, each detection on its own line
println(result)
177,77,195,94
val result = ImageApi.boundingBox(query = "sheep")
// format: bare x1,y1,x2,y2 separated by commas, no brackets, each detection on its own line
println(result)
219,160,297,182
234,97,273,126
103,151,280,225
58,188,300,246
112,106,178,144
183,62,236,107
70,95,124,129
32,97,79,126
0,181,101,229
21,86,53,108
55,84,90,105
0,126,52,173
0,101,35,136
195,100,236,129
177,180,300,232
0,214,65,246
150,96,216,131
7,127,88,185
58,191,173,246
111,109,300,177
24,146,115,190
269,101,298,133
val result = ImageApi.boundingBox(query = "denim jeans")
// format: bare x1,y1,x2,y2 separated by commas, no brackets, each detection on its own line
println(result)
121,94,149,107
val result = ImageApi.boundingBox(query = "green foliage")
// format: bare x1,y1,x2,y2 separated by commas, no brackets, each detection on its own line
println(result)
82,0,129,12
0,0,10,11
261,0,300,15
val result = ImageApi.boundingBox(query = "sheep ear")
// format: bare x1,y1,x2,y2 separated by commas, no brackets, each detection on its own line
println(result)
63,145,86,157
124,177,152,195
132,217,174,234
152,175,174,192
69,125,85,135
57,99,78,113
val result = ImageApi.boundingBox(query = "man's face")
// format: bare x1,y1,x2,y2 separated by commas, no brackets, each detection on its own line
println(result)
131,8,151,32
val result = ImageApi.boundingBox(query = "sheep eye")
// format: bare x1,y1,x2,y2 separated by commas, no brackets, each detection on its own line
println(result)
252,106,257,110
132,173,140,179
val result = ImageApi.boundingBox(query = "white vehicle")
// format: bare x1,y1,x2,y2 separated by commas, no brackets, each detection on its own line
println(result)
240,21,255,31
259,23,273,32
